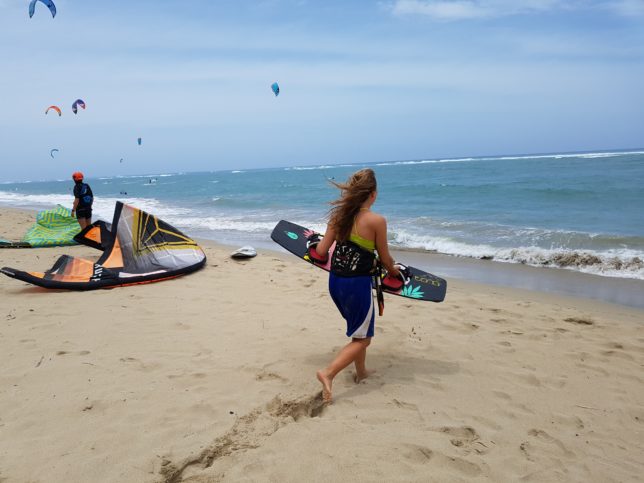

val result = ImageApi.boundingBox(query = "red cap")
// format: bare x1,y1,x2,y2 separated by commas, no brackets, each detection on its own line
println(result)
72,171,84,182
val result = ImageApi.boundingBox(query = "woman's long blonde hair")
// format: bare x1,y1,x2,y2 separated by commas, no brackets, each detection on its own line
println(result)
328,168,377,242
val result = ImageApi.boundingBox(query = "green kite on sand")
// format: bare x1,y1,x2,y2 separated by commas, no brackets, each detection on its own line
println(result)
0,205,80,248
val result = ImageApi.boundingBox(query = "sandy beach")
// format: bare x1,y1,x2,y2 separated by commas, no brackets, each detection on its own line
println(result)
1,206,643,483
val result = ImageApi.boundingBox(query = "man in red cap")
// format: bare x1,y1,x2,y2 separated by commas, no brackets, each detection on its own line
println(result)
71,172,94,229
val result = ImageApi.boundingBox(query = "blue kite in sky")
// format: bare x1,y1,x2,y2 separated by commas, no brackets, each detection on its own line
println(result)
271,82,280,97
29,0,56,18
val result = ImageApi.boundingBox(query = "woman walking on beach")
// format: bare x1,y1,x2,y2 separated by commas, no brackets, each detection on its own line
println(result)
312,168,399,403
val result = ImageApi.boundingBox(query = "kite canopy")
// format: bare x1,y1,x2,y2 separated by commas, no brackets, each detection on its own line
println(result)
137,137,142,146
22,205,80,247
271,82,280,97
1,202,206,290
46,105,62,116
72,99,86,114
29,0,56,18
73,220,113,251
50,148,59,158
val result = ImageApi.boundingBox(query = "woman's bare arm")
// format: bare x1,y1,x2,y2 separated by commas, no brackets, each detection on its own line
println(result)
374,215,400,277
316,224,336,257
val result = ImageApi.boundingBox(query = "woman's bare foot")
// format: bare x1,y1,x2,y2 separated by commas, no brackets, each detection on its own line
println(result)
316,369,333,403
354,369,376,383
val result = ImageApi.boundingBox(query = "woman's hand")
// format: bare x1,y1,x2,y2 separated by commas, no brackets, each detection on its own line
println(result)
387,264,401,279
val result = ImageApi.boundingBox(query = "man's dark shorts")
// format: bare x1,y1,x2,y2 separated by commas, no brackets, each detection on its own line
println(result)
76,208,92,220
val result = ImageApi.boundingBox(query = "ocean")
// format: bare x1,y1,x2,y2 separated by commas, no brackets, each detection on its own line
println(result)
1,149,644,281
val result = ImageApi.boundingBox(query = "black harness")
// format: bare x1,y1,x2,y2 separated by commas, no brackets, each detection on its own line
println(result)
330,240,376,277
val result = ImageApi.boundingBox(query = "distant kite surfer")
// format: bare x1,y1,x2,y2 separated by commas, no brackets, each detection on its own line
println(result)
311,169,400,403
71,172,94,230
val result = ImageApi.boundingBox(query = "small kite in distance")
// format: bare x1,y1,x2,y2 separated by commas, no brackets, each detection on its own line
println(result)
50,149,59,158
271,82,280,97
72,99,86,114
46,105,62,116
137,138,142,146
119,158,123,163
29,0,56,18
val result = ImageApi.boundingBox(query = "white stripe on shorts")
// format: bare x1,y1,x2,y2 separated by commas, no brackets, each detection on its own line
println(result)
350,293,374,339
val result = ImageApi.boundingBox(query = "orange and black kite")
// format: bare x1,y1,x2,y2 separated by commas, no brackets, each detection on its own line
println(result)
1,202,206,290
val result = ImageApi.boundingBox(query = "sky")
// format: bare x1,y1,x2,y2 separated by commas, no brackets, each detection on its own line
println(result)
0,0,643,181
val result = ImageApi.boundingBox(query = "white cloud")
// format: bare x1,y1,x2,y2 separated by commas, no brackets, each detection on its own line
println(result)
607,0,644,16
392,0,487,19
390,0,566,20
389,0,644,20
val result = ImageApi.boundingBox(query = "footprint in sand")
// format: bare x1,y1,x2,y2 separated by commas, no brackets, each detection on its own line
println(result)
517,373,542,387
435,426,483,451
564,317,594,326
443,455,482,476
551,413,584,430
492,390,512,401
408,449,482,477
159,394,327,480
120,357,156,371
391,398,418,411
527,428,575,458
401,444,433,464
601,349,634,361
255,370,287,382
605,341,624,349
519,441,535,461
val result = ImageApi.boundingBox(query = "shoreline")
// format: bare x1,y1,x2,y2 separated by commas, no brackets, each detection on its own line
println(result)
2,204,644,310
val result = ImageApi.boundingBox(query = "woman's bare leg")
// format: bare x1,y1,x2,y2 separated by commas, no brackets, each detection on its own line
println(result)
354,344,374,383
317,337,371,402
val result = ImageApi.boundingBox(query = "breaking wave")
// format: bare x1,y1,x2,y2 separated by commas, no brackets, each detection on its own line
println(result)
374,150,644,167
390,229,644,280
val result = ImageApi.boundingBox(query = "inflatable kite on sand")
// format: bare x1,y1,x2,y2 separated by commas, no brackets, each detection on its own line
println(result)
0,205,79,248
1,202,206,290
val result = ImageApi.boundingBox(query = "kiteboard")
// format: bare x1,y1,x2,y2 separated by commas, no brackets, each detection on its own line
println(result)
231,246,257,259
270,220,447,303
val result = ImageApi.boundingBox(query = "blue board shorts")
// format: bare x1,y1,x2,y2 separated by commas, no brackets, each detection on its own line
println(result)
329,272,375,339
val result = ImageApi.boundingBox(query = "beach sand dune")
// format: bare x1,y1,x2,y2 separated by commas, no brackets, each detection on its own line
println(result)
1,208,643,482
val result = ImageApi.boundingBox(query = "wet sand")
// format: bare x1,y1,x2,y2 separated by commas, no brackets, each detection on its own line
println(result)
392,249,644,309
